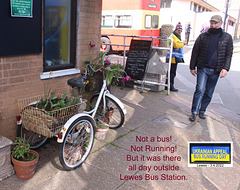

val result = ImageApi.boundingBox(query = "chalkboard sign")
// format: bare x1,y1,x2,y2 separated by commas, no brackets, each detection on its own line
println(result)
125,40,152,80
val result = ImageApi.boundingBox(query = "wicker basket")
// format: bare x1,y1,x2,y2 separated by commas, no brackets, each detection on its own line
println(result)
17,95,87,138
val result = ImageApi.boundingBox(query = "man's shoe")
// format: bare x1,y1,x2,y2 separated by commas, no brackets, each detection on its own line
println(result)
199,113,206,119
170,87,178,92
189,113,197,122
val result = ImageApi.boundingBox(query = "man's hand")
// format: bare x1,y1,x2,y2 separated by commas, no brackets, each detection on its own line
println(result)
220,69,228,78
190,69,197,77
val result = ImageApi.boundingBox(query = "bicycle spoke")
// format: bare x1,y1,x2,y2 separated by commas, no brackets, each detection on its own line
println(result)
60,117,94,170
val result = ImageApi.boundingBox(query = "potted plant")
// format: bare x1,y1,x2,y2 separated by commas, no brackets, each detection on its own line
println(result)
18,89,87,139
94,106,115,140
95,120,109,140
11,137,39,180
84,42,131,92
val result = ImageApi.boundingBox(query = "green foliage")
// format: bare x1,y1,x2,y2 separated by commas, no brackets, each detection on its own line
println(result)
36,90,80,112
105,64,126,86
83,49,126,86
49,90,68,110
96,120,108,129
11,137,36,161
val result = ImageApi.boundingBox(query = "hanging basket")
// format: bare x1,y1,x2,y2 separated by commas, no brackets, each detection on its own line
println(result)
17,95,87,138
85,72,103,92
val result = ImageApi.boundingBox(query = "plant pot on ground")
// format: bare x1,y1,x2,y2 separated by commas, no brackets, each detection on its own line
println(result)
95,107,114,140
11,137,39,180
95,120,109,140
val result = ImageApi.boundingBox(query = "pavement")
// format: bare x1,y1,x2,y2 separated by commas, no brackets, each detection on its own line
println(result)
1,85,240,190
1,40,240,190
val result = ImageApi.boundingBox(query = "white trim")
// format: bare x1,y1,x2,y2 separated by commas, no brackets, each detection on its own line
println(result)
40,68,81,80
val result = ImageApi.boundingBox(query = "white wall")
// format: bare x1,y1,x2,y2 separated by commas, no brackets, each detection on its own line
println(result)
195,12,235,38
160,8,236,41
160,1,195,41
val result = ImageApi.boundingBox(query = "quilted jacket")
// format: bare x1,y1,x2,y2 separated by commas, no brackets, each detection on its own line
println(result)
190,29,233,73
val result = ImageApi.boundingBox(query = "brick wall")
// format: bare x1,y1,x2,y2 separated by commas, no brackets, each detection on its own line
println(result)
0,0,102,141
78,0,102,63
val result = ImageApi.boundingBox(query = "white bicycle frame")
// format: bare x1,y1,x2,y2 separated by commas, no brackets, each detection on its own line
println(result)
57,55,127,143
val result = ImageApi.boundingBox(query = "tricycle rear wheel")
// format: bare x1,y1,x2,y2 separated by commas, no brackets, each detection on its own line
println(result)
17,125,48,149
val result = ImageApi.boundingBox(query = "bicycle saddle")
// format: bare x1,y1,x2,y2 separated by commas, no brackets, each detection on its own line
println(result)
67,76,86,88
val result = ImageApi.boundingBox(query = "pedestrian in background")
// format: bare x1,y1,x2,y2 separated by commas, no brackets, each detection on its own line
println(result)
200,22,209,33
166,22,186,92
185,22,191,45
189,15,233,121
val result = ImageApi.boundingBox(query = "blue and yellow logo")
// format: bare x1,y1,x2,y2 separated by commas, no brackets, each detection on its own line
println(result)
191,146,230,162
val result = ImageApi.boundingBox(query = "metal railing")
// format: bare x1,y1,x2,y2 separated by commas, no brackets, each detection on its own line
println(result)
101,34,173,95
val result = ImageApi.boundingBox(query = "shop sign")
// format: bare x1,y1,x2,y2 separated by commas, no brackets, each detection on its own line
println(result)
11,0,33,18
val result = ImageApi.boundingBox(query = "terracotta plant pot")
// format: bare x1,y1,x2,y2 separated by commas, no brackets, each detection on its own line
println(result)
11,150,39,180
95,127,109,140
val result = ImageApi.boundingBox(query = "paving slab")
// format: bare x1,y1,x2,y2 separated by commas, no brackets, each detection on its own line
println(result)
1,86,240,190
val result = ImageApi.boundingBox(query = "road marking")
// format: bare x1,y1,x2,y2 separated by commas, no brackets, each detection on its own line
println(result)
211,93,223,104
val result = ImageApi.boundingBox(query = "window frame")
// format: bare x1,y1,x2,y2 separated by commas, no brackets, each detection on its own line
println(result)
114,15,132,28
145,15,152,29
160,0,172,8
43,0,77,73
152,15,159,29
101,15,114,28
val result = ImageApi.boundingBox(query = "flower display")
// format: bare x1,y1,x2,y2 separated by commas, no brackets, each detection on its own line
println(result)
89,42,95,48
103,60,111,66
84,42,131,86
122,76,131,82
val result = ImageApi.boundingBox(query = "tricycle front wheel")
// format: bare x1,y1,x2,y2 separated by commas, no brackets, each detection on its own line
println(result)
59,116,95,170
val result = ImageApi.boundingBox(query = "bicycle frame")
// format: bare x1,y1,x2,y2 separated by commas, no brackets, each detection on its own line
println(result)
57,54,127,143
57,78,126,143
84,79,109,118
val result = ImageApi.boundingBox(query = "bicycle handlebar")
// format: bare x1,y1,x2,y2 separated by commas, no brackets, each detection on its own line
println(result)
83,52,107,77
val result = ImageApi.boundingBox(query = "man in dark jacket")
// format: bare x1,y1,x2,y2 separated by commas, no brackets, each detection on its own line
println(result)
189,15,233,121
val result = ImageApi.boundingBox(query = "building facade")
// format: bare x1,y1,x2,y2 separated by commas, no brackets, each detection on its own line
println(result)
160,0,237,41
0,0,102,140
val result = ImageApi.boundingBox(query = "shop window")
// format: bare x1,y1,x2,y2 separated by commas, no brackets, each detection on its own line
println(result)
198,6,201,12
44,0,77,72
193,4,197,12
